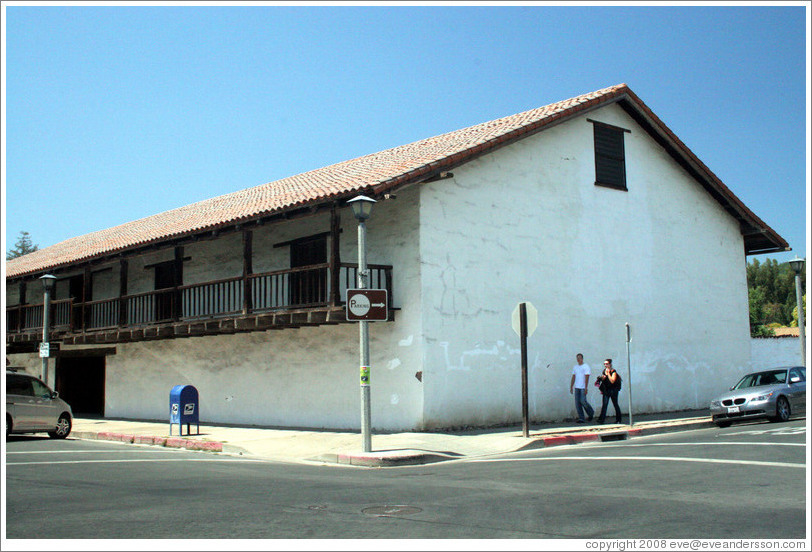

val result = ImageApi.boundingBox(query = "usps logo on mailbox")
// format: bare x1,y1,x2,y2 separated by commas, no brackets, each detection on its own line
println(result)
184,404,195,415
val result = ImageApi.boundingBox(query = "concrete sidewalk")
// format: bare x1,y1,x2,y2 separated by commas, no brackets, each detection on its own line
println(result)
68,409,715,468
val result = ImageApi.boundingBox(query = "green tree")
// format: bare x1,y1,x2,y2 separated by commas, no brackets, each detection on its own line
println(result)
6,231,39,259
747,257,806,336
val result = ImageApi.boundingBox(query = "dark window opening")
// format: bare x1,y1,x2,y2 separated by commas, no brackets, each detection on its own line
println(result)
290,236,328,305
154,261,180,321
592,121,628,191
68,274,86,329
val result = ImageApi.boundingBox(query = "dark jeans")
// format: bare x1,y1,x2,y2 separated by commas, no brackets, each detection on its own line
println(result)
598,388,621,423
573,388,594,421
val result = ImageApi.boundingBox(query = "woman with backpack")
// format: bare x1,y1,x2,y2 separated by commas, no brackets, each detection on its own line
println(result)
596,358,622,424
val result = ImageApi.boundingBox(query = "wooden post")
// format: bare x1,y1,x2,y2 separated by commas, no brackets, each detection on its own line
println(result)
82,267,92,331
330,206,341,306
119,259,128,327
18,282,26,333
242,230,253,315
173,247,184,321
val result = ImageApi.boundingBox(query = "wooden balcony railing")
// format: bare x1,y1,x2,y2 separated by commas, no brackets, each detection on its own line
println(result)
6,299,73,334
6,263,393,336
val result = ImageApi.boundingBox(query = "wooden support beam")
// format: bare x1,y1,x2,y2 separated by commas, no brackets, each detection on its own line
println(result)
119,259,128,327
242,229,253,315
173,247,184,322
330,206,341,306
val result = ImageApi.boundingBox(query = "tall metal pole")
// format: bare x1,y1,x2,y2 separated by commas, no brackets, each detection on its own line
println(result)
520,303,529,438
794,271,806,366
41,283,53,386
358,219,372,452
625,323,633,427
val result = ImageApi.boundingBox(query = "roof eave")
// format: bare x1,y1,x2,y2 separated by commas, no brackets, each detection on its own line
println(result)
613,90,789,256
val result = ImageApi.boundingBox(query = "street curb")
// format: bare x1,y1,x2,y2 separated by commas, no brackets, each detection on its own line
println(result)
69,417,716,467
312,451,461,468
72,431,223,453
514,418,716,452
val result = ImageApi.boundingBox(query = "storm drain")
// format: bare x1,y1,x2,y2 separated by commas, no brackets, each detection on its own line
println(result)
362,505,423,517
599,432,628,442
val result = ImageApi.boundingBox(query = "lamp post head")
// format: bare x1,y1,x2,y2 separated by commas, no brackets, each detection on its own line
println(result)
348,195,376,221
789,257,805,275
39,274,57,292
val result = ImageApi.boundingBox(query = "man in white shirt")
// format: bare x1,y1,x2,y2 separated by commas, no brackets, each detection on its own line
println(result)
570,353,594,423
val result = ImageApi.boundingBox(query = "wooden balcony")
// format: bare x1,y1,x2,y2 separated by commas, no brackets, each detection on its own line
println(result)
6,263,393,350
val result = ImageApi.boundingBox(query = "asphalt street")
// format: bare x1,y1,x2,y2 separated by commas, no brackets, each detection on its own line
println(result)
4,419,807,540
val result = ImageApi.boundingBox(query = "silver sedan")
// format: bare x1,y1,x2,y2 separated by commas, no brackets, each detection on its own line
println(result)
709,366,806,428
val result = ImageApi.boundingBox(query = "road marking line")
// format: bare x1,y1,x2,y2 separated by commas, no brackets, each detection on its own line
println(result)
6,449,187,455
727,427,806,436
469,456,806,469
592,442,806,448
6,458,268,466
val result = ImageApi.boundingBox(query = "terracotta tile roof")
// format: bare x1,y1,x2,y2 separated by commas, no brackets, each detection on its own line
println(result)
5,83,788,279
772,327,800,337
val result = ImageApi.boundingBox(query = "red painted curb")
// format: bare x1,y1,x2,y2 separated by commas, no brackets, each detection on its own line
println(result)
541,432,605,447
541,435,572,447
93,432,134,443
185,440,223,452
87,431,221,452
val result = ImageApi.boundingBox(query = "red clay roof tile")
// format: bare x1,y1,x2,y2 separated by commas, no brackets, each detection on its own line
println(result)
5,83,787,279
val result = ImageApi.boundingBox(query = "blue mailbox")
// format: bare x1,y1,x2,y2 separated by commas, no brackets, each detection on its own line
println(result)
169,384,199,436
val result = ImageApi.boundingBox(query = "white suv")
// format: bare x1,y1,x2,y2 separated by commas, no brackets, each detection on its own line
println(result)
6,370,73,439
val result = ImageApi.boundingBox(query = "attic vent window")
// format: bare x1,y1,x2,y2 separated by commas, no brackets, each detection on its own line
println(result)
590,120,629,191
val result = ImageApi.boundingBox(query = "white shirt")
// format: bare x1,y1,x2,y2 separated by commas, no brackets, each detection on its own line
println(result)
572,362,591,389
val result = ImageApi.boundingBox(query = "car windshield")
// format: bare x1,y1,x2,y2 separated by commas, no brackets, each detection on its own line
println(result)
733,369,787,390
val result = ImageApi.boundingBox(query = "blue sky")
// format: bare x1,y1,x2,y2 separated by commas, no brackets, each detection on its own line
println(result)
2,3,809,265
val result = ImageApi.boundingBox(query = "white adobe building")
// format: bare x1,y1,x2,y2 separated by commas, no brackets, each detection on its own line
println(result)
5,84,789,430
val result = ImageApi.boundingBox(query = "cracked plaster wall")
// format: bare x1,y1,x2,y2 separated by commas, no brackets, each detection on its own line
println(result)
7,189,424,431
417,103,753,428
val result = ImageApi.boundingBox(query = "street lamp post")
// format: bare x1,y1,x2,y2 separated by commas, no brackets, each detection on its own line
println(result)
789,257,806,366
40,274,57,386
348,195,376,452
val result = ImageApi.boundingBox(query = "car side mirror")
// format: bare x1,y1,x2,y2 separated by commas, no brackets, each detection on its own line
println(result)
50,391,59,399
729,386,734,391
789,377,801,384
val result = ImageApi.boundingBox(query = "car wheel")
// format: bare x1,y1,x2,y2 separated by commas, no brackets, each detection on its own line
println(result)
6,415,12,438
48,414,72,439
772,396,791,423
715,421,731,428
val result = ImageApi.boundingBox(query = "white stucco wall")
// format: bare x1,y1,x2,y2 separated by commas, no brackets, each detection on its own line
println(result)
97,187,424,429
5,104,772,431
418,103,753,428
750,337,804,369
6,186,425,430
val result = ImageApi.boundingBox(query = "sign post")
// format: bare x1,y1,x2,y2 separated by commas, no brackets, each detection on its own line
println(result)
347,288,388,452
626,322,633,427
512,302,537,438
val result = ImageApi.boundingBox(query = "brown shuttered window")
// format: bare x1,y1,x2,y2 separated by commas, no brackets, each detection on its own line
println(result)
592,121,628,191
